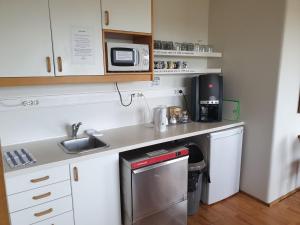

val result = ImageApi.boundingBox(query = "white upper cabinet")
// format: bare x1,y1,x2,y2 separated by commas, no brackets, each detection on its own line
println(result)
101,0,152,33
0,0,54,77
49,0,104,76
70,154,121,225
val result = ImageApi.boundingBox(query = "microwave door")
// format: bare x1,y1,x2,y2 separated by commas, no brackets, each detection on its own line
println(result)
111,48,135,67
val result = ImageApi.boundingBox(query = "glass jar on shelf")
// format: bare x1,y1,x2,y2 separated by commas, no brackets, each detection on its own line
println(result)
174,42,181,51
154,40,162,50
206,45,214,52
181,43,188,51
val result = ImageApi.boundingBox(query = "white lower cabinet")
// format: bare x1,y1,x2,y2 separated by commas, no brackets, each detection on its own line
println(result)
70,154,122,225
6,154,122,225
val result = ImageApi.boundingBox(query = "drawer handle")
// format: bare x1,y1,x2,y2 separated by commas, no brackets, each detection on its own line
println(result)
104,10,109,26
73,167,79,182
32,192,51,200
30,176,50,183
46,56,51,73
57,56,63,72
34,208,53,217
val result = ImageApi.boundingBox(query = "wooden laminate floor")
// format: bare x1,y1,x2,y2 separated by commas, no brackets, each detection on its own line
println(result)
188,192,300,225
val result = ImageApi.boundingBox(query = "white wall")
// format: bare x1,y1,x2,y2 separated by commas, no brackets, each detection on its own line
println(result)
269,0,300,202
0,77,191,146
153,0,209,44
0,0,209,146
208,0,286,202
153,0,210,70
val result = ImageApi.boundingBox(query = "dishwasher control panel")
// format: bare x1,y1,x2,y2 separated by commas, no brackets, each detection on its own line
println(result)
121,145,189,169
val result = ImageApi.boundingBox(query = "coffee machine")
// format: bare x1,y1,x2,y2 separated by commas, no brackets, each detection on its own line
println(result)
191,74,223,122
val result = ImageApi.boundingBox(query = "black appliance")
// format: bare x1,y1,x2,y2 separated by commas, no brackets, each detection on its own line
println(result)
191,74,223,122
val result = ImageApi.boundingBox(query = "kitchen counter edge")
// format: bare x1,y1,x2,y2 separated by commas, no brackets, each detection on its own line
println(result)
2,121,244,178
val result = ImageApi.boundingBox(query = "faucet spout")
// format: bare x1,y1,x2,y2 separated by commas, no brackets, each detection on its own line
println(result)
71,122,82,138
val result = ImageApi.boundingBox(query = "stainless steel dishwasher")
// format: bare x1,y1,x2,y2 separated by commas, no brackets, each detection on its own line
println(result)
120,144,189,225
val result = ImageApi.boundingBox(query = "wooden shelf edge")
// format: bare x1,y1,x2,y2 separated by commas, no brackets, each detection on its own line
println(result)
154,68,222,75
154,50,222,58
0,74,153,87
103,29,152,36
105,72,152,76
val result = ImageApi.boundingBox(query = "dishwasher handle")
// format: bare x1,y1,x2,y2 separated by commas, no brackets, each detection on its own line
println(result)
132,156,188,174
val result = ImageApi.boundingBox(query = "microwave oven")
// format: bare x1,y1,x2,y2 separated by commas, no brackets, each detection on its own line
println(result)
106,42,150,72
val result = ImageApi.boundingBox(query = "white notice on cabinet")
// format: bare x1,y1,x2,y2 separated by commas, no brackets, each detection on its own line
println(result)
71,27,95,65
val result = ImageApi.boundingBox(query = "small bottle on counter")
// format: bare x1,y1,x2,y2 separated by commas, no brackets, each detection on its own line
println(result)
180,111,189,123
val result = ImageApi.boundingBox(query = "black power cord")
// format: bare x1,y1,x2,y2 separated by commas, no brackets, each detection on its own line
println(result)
115,82,134,107
179,89,190,115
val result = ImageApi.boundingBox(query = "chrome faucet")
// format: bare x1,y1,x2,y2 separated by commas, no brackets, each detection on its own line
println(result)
71,122,82,138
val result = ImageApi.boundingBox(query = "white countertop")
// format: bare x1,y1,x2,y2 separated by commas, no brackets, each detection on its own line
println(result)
2,120,244,177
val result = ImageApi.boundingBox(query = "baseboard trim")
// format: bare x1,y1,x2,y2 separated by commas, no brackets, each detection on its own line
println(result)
241,188,300,207
269,187,300,207
240,191,270,207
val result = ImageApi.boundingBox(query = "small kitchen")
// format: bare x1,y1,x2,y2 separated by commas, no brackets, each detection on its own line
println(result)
0,0,300,225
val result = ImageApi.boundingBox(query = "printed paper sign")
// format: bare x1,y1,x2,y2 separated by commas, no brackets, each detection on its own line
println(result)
71,27,96,65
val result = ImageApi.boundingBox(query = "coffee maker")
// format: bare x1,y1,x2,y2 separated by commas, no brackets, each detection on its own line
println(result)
191,74,223,122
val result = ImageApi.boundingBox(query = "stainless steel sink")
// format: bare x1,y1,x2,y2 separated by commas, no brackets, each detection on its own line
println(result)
59,136,109,154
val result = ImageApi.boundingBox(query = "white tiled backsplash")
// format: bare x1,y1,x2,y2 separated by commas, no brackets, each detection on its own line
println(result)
0,75,190,146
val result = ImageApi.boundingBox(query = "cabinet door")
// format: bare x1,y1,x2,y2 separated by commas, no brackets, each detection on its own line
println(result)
49,0,104,76
207,128,243,204
0,0,54,77
70,154,121,225
102,0,152,33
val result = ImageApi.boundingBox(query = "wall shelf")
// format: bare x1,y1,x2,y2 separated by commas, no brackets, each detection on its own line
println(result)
154,50,222,58
154,68,222,75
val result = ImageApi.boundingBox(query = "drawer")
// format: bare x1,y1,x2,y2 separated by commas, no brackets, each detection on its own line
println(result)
6,165,70,195
8,180,71,213
33,211,74,225
10,196,73,225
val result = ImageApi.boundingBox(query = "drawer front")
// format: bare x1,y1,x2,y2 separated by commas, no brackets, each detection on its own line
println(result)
6,165,70,195
10,196,73,225
8,180,71,213
33,211,74,225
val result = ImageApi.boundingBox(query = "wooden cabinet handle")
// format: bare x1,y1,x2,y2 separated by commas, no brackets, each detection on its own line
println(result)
34,208,53,217
32,192,51,200
104,10,109,26
57,56,63,72
30,176,50,183
73,167,79,182
46,56,51,73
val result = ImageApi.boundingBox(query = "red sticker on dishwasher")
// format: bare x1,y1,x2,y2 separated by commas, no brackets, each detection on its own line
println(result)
131,148,189,169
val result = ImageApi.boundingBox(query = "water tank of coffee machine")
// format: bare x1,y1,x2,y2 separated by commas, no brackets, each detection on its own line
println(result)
191,74,223,122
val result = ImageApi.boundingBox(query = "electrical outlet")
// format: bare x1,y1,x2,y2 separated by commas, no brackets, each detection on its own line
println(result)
22,99,39,107
152,77,160,86
174,89,183,95
132,92,144,98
